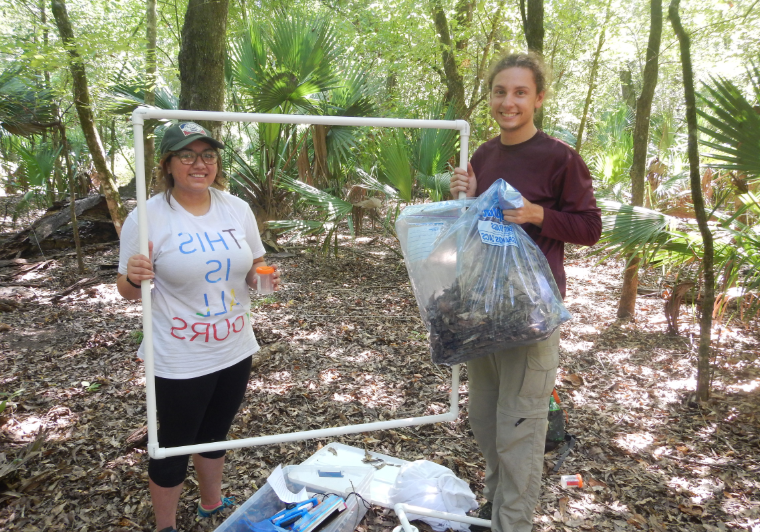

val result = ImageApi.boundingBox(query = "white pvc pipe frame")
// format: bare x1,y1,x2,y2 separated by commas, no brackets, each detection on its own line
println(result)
393,503,492,532
131,107,471,460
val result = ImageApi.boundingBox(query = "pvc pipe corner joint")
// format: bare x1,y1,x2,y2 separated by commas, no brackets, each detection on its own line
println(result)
455,119,471,136
131,106,149,126
147,442,163,460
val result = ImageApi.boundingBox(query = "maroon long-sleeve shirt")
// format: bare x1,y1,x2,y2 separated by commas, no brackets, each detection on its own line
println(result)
471,131,601,297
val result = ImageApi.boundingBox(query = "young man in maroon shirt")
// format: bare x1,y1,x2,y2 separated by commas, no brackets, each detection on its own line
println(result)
450,53,601,532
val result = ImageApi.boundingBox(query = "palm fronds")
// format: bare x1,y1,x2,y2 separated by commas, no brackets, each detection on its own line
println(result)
267,175,355,253
0,65,57,137
356,168,399,199
16,143,62,188
595,199,693,267
377,130,413,201
698,59,760,178
416,172,453,203
276,175,353,221
412,102,457,177
107,78,178,114
229,15,342,114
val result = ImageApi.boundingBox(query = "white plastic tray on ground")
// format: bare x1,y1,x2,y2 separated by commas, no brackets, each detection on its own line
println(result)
301,442,410,507
214,465,373,532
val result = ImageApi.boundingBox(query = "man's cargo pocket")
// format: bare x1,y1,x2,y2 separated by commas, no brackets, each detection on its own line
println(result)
518,334,559,399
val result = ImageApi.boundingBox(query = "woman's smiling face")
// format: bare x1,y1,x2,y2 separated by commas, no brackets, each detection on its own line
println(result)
167,140,218,196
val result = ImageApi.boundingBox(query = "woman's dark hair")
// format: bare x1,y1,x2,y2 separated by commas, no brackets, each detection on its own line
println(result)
158,149,226,203
487,52,548,94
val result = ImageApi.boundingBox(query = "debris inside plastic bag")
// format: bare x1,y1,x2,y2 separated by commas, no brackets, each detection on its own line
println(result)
396,179,571,365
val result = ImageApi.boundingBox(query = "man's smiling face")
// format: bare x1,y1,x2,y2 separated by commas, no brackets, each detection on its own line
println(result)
489,66,545,143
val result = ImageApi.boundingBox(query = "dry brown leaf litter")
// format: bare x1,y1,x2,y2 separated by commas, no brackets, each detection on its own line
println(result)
0,204,759,532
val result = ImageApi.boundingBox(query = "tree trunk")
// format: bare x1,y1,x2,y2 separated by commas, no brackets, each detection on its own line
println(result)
617,0,662,319
669,0,714,402
60,123,85,272
431,0,466,117
51,0,127,237
144,0,157,192
619,68,636,110
178,0,229,138
468,0,507,115
520,0,544,128
454,0,474,51
519,0,544,54
575,0,612,153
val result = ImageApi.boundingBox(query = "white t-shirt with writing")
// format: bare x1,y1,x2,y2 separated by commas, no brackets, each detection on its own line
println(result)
119,188,266,379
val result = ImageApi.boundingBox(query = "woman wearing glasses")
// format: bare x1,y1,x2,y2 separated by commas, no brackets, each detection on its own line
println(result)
117,122,280,532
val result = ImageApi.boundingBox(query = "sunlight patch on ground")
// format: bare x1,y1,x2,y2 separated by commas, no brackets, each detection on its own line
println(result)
89,283,122,303
342,350,374,363
567,324,597,335
565,266,592,280
4,415,43,437
696,422,716,442
116,304,143,317
332,393,352,403
356,384,403,409
320,369,340,383
271,371,293,382
569,389,588,406
725,379,760,393
607,500,630,517
606,349,635,363
565,494,606,523
424,402,447,415
302,332,327,342
615,431,655,453
665,376,697,390
563,293,596,307
666,476,723,505
256,382,295,395
654,387,683,404
562,340,594,353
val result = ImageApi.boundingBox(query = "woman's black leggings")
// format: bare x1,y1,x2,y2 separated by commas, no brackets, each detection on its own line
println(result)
148,355,252,488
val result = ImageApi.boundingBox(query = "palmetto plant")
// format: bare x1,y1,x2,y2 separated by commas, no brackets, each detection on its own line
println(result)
0,65,57,138
267,175,355,255
698,59,760,177
264,102,460,254
229,14,342,115
587,105,634,201
107,77,179,115
12,142,63,219
372,102,458,203
227,13,379,224
595,59,760,320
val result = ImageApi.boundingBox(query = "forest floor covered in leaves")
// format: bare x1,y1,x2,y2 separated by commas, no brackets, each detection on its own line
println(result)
1,197,759,532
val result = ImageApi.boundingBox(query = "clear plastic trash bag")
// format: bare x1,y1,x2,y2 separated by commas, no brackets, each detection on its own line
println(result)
396,179,571,365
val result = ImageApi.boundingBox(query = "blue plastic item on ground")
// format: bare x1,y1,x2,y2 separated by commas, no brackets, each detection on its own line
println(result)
291,495,347,532
269,498,319,528
214,466,373,532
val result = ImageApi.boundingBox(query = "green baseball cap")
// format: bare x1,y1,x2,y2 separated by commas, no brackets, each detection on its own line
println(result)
160,122,225,155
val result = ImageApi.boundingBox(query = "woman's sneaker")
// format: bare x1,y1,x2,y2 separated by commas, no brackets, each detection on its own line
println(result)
197,496,236,518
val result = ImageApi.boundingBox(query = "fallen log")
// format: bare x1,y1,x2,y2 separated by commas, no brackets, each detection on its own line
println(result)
0,195,114,259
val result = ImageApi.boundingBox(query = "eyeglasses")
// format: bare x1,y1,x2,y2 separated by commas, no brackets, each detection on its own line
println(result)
173,150,219,165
